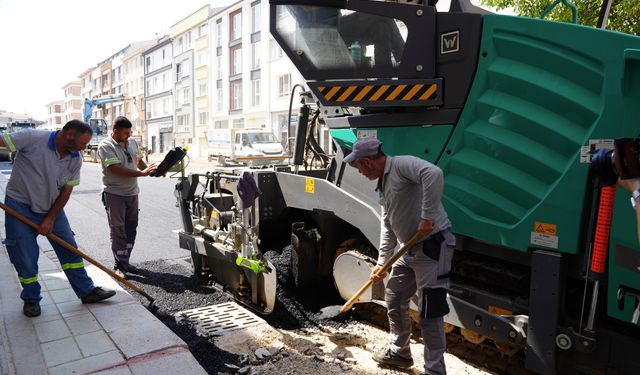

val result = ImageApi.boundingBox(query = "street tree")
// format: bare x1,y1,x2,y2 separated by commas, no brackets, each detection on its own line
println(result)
480,0,640,35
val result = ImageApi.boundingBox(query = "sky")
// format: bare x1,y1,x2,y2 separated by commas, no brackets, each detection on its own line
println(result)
0,0,234,120
0,0,497,121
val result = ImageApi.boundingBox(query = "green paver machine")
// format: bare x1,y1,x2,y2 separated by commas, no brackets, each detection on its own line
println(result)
175,1,640,372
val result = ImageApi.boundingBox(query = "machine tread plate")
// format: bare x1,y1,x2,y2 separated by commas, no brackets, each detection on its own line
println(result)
175,301,266,336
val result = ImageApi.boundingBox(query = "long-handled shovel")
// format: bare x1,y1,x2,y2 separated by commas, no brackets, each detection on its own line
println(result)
319,231,422,319
0,202,156,310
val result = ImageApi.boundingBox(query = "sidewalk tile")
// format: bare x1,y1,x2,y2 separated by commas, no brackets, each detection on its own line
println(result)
37,255,58,272
47,350,125,375
89,303,156,333
34,318,72,343
50,288,78,304
41,336,82,367
31,303,62,324
40,290,54,306
65,313,101,335
43,277,71,291
110,319,187,359
57,300,90,317
75,330,117,356
41,270,67,281
93,366,133,375
128,349,207,375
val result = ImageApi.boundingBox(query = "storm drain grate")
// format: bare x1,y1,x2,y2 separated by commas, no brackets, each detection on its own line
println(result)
175,302,265,336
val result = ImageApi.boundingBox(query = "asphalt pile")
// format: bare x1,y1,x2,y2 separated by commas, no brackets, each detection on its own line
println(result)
126,259,239,373
263,245,356,330
125,249,355,374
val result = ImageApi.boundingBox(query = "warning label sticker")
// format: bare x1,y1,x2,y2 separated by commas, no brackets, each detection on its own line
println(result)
580,139,614,163
534,221,557,236
531,232,559,249
305,177,315,194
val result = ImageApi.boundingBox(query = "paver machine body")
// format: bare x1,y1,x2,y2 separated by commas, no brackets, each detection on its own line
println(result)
175,1,640,373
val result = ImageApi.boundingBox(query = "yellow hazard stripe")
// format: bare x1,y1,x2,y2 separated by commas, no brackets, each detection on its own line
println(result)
324,86,342,101
61,261,85,271
385,84,407,101
370,85,390,101
337,86,357,102
3,133,17,153
317,83,437,102
420,84,437,100
402,84,424,100
66,179,80,186
19,275,38,284
353,86,373,101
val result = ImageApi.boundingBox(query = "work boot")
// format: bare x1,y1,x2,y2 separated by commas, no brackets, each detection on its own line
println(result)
113,266,127,279
373,348,414,369
116,261,140,275
122,264,141,274
81,287,116,304
23,301,41,317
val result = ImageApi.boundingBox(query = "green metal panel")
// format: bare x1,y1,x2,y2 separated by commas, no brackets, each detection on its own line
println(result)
439,14,640,257
330,125,453,164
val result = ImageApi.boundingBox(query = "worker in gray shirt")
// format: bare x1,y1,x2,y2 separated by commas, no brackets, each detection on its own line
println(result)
344,137,455,375
97,117,156,278
1,120,116,317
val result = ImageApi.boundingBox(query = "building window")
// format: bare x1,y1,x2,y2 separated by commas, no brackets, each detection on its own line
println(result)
198,112,209,125
214,120,228,129
217,87,223,112
176,63,182,81
177,37,183,54
216,19,222,47
252,2,261,33
182,87,191,105
252,79,260,106
232,118,244,129
231,81,242,110
231,47,242,75
231,12,242,41
252,42,260,69
176,114,191,133
278,74,291,97
198,50,209,66
198,23,209,37
271,40,284,60
198,80,208,97
217,55,223,80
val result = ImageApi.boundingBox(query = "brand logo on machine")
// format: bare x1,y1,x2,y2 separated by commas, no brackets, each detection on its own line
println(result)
441,31,460,55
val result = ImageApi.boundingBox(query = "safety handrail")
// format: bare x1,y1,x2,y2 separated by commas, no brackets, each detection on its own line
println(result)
540,0,578,24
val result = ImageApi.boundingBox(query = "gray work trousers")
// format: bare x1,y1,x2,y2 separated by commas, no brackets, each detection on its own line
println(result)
103,192,139,267
385,229,455,375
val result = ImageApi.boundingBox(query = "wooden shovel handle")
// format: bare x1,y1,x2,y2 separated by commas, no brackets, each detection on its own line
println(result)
340,231,422,313
0,202,151,299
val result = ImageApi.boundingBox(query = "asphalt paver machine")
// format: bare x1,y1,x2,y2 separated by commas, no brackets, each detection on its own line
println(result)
175,1,640,373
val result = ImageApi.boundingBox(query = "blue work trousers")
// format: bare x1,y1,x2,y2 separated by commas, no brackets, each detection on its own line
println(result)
4,196,95,303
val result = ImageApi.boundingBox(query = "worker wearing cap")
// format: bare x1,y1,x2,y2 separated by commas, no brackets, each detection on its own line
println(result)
97,116,156,278
344,137,454,374
0,120,116,317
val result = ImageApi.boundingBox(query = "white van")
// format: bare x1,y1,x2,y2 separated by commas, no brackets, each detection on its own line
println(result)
207,128,288,165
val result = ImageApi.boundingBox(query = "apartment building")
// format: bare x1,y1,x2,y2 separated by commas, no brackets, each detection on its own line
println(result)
209,0,306,148
78,67,94,121
123,40,156,145
171,6,214,154
144,36,174,154
45,101,63,129
61,81,82,123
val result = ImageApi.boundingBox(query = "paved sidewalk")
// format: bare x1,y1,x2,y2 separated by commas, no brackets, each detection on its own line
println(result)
0,232,207,375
